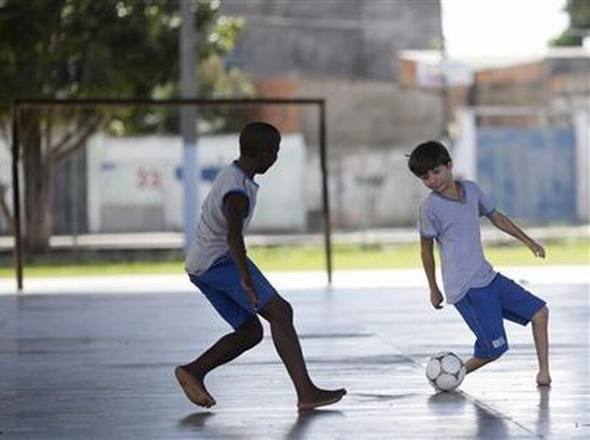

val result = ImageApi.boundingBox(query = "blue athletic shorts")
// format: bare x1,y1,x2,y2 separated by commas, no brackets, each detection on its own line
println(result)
188,254,278,330
454,273,546,359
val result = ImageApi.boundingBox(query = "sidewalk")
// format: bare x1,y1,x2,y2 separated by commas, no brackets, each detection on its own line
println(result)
0,224,588,251
2,265,588,295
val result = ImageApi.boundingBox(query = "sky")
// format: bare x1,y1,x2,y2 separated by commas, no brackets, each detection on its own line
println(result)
441,0,570,58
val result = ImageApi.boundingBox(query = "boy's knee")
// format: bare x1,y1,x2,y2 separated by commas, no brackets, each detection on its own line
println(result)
259,296,294,324
532,306,549,324
277,298,294,322
238,317,264,347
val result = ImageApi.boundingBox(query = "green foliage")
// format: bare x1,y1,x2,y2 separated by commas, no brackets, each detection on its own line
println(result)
0,0,255,252
0,0,254,130
551,0,590,47
566,0,590,29
1,0,174,100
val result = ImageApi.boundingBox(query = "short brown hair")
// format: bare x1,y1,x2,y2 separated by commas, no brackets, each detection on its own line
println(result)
408,141,451,177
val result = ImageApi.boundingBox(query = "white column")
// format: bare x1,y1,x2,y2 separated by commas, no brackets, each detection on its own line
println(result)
575,110,590,223
452,107,477,180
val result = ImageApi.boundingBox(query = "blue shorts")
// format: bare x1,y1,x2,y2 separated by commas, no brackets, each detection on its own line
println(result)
454,273,546,359
188,254,278,330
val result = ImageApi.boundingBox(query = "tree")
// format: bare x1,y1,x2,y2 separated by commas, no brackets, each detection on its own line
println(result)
551,0,590,46
0,0,252,253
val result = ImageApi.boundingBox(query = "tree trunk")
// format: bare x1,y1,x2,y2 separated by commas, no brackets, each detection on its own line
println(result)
22,110,54,254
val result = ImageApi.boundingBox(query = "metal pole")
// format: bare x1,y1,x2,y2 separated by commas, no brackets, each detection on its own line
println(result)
15,98,325,107
70,150,79,253
319,101,333,286
439,1,451,140
11,103,23,293
180,0,198,253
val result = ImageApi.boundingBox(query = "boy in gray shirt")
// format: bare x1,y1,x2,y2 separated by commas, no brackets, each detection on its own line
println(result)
408,141,551,386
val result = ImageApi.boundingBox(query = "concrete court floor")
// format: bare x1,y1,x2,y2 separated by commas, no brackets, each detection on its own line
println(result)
0,279,588,439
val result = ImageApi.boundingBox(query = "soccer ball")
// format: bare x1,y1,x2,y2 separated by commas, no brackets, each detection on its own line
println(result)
425,352,466,392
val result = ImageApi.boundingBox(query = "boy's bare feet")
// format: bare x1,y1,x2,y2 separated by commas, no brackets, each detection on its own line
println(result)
175,366,216,408
297,388,347,411
536,371,552,386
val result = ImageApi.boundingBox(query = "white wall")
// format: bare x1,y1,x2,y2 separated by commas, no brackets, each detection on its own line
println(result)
87,133,306,233
322,148,426,228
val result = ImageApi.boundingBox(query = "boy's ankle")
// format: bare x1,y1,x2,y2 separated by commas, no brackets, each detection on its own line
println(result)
536,371,552,386
181,364,205,381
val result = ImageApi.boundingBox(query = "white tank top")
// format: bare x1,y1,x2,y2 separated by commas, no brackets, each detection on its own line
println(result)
185,162,258,276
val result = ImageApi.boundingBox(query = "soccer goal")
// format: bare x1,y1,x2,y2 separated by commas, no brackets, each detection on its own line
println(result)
8,98,333,292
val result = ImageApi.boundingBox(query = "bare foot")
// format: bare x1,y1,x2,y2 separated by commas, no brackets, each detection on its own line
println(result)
175,366,216,408
537,371,552,387
298,388,347,411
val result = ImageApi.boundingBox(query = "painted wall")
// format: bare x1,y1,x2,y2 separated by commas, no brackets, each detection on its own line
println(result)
454,107,589,224
477,127,576,223
87,133,306,233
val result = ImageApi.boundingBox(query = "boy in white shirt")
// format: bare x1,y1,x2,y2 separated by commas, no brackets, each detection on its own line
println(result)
177,122,346,410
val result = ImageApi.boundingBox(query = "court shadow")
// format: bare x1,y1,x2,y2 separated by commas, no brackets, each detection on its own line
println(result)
535,386,552,437
427,391,468,415
285,409,345,440
472,403,509,439
177,411,215,430
427,391,509,439
355,392,420,402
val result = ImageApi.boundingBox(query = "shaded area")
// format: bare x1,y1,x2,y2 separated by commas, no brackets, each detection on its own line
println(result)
0,283,588,438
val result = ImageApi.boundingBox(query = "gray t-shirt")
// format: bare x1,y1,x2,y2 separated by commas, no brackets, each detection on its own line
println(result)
419,180,497,304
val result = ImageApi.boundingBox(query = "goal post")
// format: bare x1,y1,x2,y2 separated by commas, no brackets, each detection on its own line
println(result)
10,97,333,292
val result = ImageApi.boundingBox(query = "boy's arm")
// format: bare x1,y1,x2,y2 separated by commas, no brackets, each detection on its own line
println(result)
487,211,545,258
420,237,444,309
223,193,259,306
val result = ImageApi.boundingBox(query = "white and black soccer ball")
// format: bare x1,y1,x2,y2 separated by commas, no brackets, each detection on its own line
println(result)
425,352,466,392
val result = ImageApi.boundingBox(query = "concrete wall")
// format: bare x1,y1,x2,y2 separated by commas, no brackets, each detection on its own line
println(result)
296,77,444,152
474,53,590,111
221,0,442,81
304,147,427,229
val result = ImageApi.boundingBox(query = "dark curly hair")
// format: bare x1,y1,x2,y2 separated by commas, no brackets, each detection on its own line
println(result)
408,140,451,177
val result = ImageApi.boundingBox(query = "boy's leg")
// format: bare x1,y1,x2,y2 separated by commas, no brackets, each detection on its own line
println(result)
182,317,263,379
177,316,264,407
177,265,264,407
454,279,508,375
258,295,346,410
531,306,551,386
464,356,500,374
497,274,550,385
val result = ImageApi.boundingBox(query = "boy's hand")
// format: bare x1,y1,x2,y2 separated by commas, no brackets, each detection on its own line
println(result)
430,288,444,310
240,277,259,307
529,241,546,258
